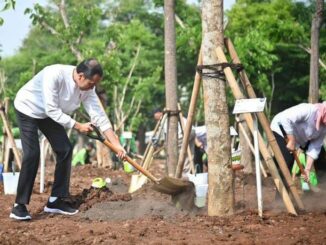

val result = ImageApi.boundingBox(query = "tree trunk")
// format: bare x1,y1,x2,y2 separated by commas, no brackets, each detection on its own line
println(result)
202,0,234,216
137,124,146,154
309,0,324,103
164,0,179,177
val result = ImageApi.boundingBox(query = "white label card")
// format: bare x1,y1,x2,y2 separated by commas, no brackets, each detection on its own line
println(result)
233,98,266,114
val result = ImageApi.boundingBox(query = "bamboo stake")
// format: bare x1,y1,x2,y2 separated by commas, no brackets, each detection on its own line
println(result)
236,116,268,178
215,47,299,215
0,100,22,171
175,49,202,178
224,39,304,210
177,103,196,174
141,113,167,167
1,99,8,166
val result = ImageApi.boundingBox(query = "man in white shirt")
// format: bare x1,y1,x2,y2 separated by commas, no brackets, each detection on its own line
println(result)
270,102,326,181
10,58,126,221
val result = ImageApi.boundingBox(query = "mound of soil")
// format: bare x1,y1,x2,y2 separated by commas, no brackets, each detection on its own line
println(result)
0,160,326,244
68,187,132,211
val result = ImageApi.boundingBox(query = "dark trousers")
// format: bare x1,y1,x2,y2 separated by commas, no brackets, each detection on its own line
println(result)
273,131,294,171
15,109,73,204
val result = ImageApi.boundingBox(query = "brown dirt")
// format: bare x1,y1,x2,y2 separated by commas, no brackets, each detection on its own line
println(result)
1,159,326,244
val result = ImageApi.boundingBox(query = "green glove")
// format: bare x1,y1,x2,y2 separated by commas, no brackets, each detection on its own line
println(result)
72,148,87,166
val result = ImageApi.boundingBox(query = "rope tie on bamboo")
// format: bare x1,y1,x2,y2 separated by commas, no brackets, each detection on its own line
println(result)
163,109,180,116
196,63,244,80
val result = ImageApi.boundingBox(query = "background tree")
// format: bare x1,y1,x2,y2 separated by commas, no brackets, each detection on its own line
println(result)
1,0,325,159
309,0,324,103
226,0,311,114
164,0,178,176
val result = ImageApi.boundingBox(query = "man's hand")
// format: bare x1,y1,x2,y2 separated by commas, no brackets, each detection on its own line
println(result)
302,169,310,182
74,122,93,133
103,128,127,160
115,145,127,160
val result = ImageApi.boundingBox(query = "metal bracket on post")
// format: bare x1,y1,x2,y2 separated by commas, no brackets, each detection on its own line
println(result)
233,98,266,218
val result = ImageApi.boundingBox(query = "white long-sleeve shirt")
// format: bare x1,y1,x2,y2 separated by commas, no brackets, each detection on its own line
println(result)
270,103,326,160
14,64,112,132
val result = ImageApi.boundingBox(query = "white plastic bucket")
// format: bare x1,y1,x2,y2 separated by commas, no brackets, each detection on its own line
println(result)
187,173,208,185
2,172,20,195
195,184,208,197
187,173,209,207
194,184,208,207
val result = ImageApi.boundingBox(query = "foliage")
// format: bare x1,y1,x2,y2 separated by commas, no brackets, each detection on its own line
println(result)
0,0,325,130
1,0,167,132
226,0,325,116
0,0,15,26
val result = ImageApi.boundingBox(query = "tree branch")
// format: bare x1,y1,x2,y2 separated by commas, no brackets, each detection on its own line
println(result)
298,44,326,70
175,14,186,29
75,31,84,45
113,86,120,124
118,44,141,112
40,21,59,35
59,0,69,28
58,0,83,61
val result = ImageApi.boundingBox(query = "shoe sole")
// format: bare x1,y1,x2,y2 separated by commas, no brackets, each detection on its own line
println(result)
44,207,79,215
9,213,32,221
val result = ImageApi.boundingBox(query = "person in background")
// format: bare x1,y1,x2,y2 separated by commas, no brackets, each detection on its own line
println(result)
270,102,326,182
72,142,95,166
152,108,195,176
194,125,208,173
120,132,138,155
11,58,126,221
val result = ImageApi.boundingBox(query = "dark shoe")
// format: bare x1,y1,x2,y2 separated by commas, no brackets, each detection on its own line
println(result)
10,204,32,221
44,198,78,215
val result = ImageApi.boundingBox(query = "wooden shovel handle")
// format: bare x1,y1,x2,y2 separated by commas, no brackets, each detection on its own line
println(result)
102,139,159,183
292,151,306,177
279,124,307,178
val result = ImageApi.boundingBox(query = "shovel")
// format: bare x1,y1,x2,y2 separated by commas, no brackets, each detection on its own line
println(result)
129,113,168,193
279,124,320,193
86,125,195,209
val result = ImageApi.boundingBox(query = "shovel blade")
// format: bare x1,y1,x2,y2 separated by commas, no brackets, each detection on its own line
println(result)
128,174,148,193
152,177,196,211
152,177,193,195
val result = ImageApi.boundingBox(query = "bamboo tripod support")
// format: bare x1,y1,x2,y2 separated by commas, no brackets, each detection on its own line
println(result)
235,116,268,178
175,49,202,178
141,113,168,170
0,99,22,172
170,41,302,214
224,38,304,210
216,46,302,214
140,113,167,167
1,99,8,166
177,103,196,175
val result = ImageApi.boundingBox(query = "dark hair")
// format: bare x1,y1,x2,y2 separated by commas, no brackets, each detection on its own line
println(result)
76,58,103,79
152,108,162,116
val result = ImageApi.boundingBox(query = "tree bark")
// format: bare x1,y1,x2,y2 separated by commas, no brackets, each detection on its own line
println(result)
164,0,179,177
202,0,234,216
309,0,324,103
137,124,146,154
